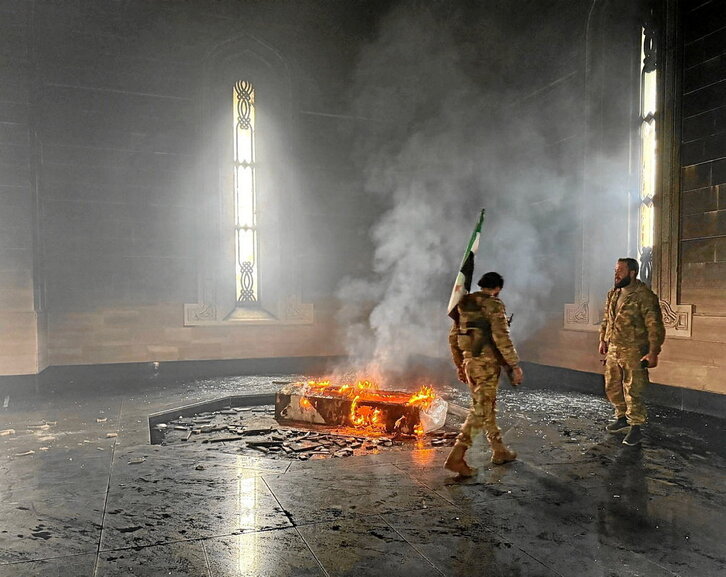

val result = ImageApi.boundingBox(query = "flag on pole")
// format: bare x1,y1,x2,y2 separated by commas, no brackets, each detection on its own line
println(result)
447,209,486,321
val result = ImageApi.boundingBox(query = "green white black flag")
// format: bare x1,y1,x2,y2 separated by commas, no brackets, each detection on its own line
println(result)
447,209,486,321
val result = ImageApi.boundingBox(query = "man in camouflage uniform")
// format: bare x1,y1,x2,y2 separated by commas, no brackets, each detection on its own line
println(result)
445,272,523,477
599,258,665,446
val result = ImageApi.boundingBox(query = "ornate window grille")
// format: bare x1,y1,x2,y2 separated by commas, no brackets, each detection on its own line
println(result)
638,13,657,286
233,80,258,305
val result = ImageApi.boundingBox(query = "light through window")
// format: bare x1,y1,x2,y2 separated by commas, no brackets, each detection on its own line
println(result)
638,25,657,285
233,80,258,305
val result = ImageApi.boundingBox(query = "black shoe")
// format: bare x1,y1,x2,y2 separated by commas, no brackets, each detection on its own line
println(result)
622,425,642,446
606,417,629,433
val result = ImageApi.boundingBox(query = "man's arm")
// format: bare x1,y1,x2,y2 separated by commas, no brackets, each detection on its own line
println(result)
599,291,612,355
641,290,666,367
489,300,520,368
448,322,467,383
489,301,523,385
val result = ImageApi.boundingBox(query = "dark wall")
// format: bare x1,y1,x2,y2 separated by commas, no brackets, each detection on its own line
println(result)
0,0,34,312
24,0,386,312
680,0,726,313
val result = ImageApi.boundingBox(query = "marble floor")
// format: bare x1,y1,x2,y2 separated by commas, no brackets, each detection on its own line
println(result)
0,374,724,577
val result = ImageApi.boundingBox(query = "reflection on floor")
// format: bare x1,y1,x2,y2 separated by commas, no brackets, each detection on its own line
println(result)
0,375,724,576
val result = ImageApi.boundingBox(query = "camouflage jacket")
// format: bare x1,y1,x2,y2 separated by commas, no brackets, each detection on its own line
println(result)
599,279,665,355
449,291,520,369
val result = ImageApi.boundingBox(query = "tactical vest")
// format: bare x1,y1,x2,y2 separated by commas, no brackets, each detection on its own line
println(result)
456,293,492,357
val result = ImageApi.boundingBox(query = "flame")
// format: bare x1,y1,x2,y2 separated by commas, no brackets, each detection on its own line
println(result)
350,395,385,430
294,378,437,433
406,385,435,410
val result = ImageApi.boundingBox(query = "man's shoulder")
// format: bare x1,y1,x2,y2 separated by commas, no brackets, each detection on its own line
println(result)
459,291,504,313
482,295,505,313
632,280,659,301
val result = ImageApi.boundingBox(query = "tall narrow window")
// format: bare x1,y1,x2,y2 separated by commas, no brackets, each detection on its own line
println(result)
638,21,657,285
233,80,258,305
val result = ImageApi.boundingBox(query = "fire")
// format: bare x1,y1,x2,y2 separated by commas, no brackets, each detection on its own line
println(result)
406,385,435,410
296,378,437,432
350,396,384,430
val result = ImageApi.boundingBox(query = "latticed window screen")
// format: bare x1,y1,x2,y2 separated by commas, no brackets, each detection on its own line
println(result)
233,80,258,305
638,21,657,286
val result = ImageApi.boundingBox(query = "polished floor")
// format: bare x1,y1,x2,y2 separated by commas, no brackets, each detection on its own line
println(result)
0,374,724,576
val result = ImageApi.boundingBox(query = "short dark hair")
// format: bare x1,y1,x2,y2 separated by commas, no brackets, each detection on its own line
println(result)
477,271,504,289
618,258,639,276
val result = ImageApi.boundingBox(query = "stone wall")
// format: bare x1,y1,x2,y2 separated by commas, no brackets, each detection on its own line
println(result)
680,0,726,313
522,0,726,395
46,302,344,367
0,0,381,377
0,0,40,375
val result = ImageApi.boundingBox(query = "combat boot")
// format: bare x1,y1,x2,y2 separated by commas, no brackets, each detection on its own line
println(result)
444,443,477,477
490,435,517,465
606,416,629,433
622,425,642,446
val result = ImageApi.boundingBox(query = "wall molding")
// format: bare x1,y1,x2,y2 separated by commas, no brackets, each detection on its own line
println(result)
660,299,692,338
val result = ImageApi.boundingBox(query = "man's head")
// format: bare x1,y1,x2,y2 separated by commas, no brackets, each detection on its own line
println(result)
614,258,639,288
477,271,504,296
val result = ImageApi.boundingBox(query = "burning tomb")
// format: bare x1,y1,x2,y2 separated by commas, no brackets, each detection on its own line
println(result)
275,380,448,435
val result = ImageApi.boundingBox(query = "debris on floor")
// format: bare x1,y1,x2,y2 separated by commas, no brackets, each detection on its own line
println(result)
151,403,460,460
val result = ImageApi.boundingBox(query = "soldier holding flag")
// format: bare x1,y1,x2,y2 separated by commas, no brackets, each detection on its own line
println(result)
444,211,523,477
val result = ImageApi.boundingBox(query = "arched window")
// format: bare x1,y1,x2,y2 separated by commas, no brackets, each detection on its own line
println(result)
638,12,658,286
184,37,312,326
233,80,258,306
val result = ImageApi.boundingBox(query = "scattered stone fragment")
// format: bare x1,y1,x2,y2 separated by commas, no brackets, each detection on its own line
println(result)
203,436,244,444
128,457,146,465
240,427,273,436
247,440,283,448
106,433,118,438
15,450,35,456
289,441,324,452
96,418,107,423
0,429,15,436
27,424,50,430
195,464,205,470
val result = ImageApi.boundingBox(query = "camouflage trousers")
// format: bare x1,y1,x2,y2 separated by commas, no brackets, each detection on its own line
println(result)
456,356,503,448
604,345,649,426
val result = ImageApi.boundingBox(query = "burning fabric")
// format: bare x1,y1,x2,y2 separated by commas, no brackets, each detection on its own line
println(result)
275,379,448,435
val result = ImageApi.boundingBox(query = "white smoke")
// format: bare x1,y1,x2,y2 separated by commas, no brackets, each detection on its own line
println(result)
335,1,592,379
